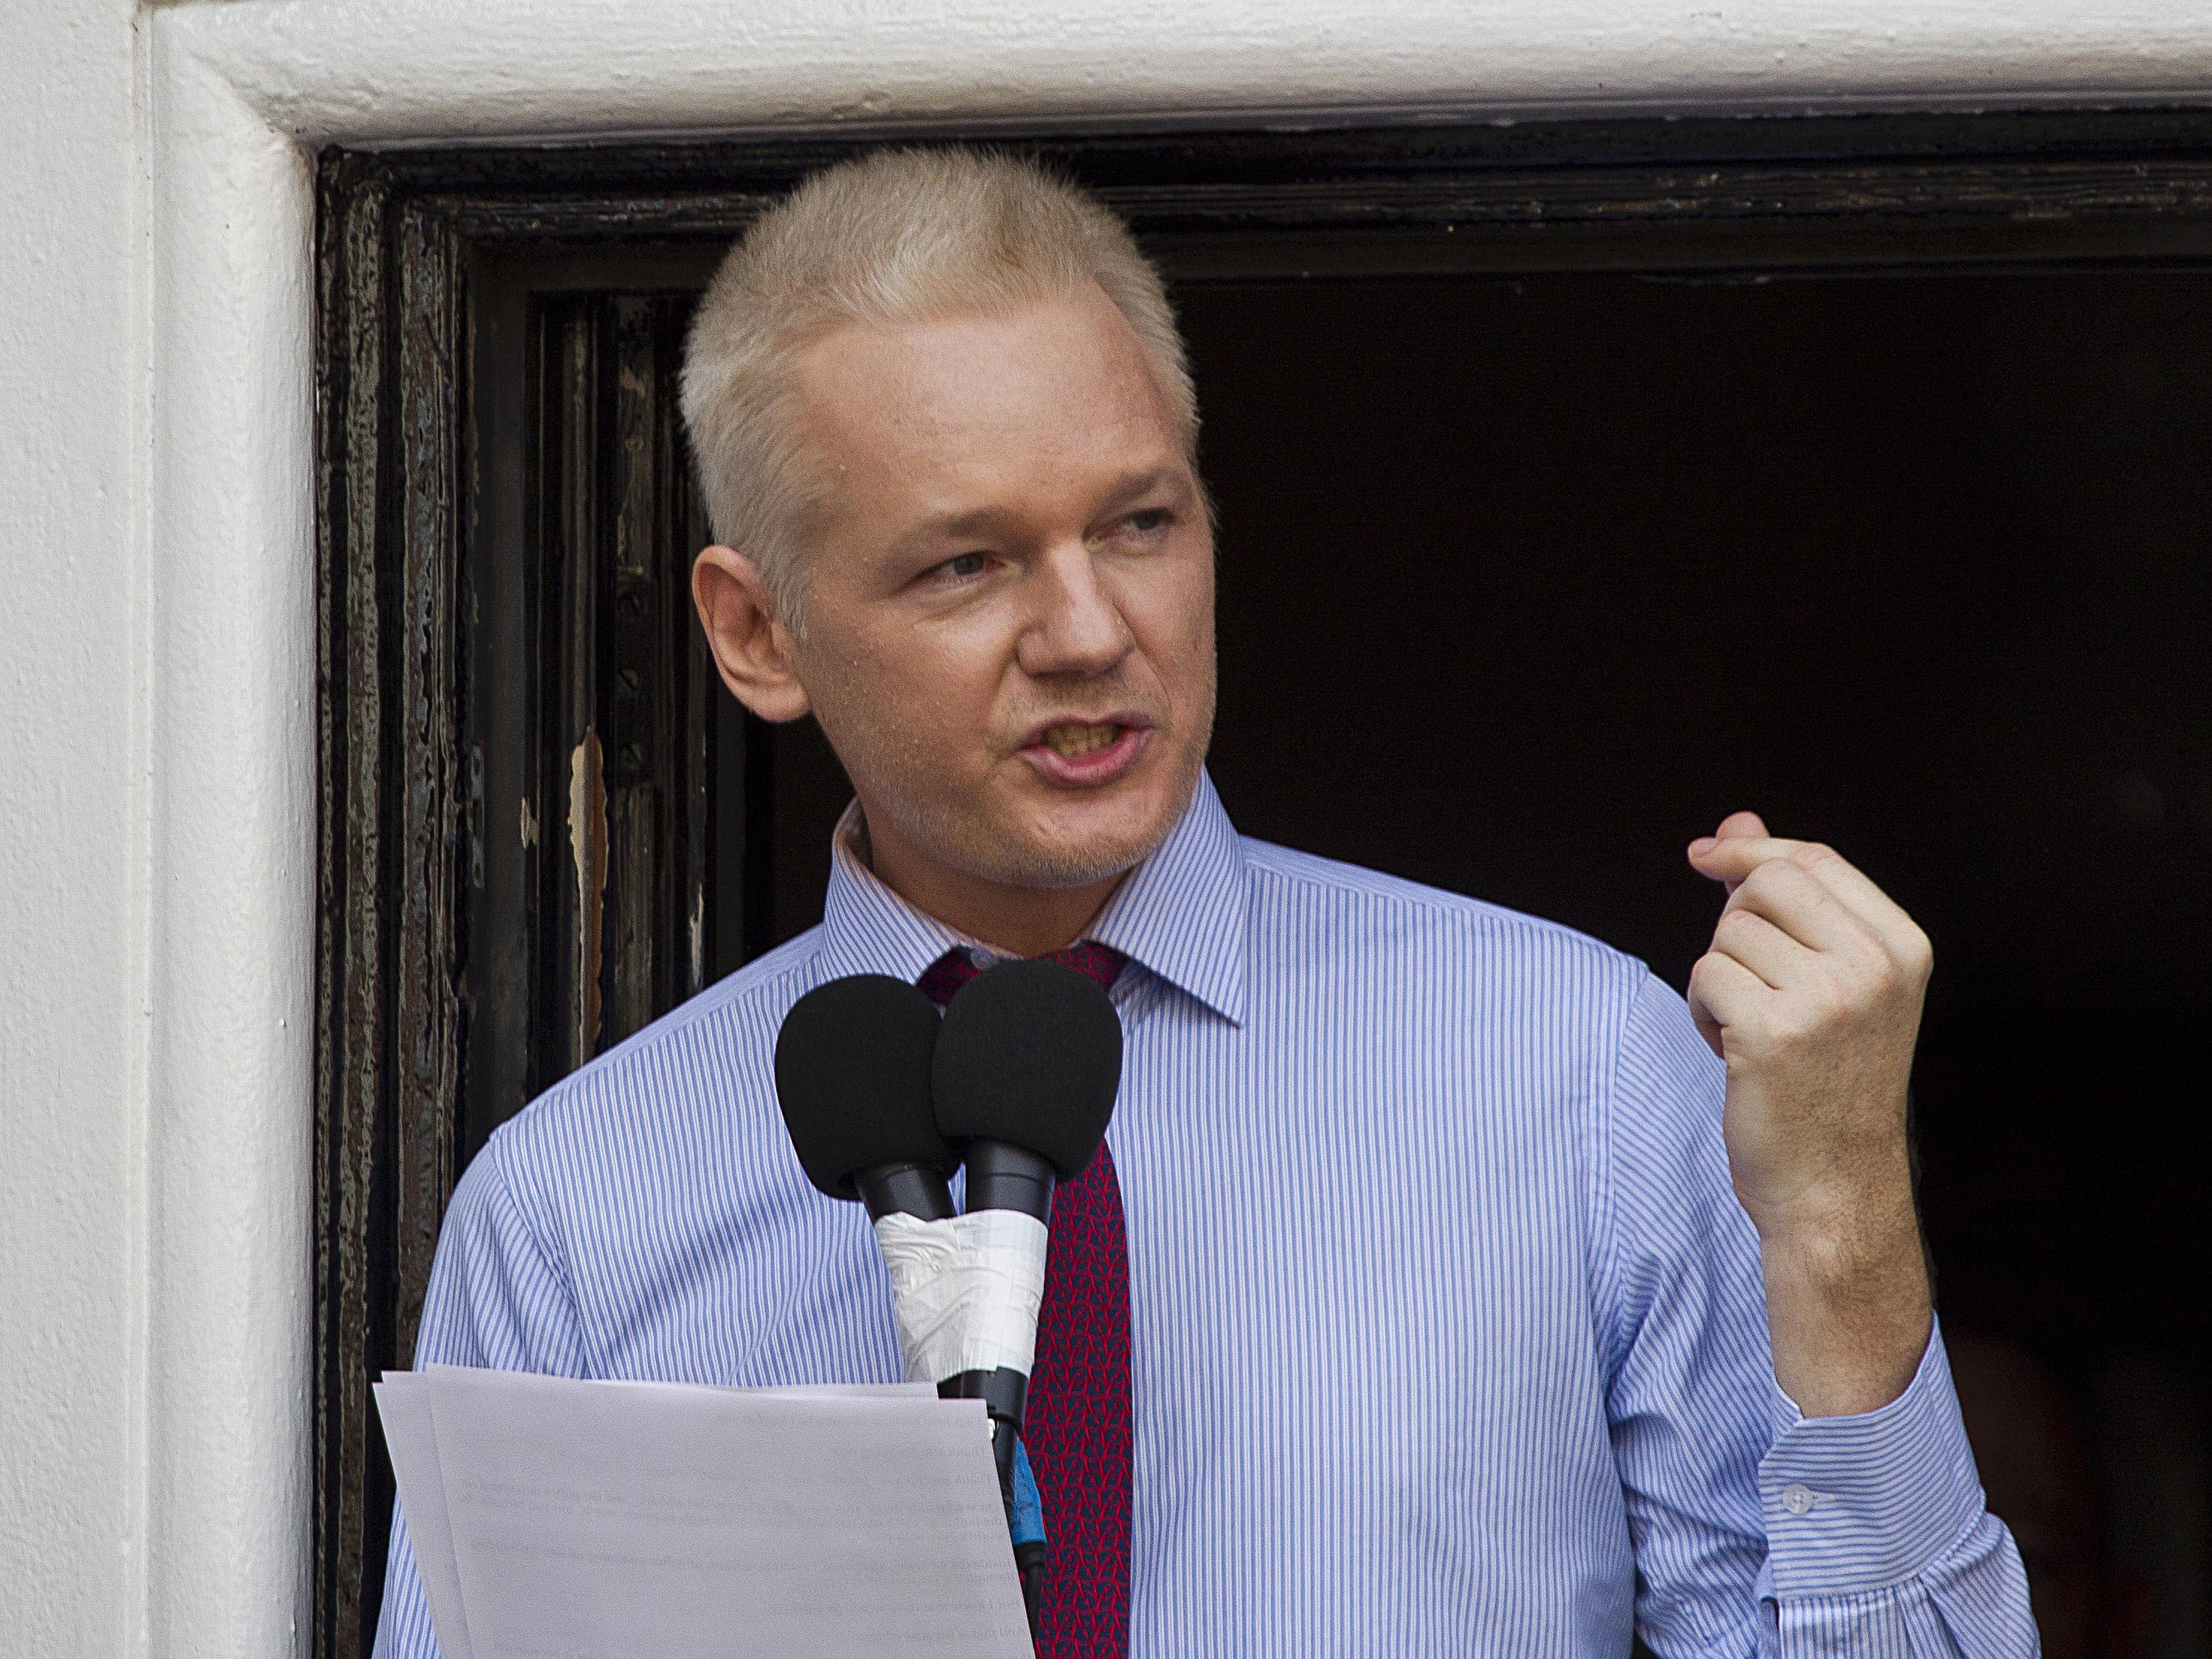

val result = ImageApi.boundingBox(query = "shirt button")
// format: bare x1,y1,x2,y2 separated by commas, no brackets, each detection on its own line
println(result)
1781,1482,1817,1516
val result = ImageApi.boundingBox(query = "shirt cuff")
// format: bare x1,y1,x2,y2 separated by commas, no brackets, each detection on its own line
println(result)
1757,1316,1984,1598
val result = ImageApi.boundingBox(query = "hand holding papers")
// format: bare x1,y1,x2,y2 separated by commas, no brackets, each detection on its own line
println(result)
375,1366,1034,1659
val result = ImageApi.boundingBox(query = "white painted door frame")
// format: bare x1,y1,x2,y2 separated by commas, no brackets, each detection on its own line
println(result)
140,1,2212,1650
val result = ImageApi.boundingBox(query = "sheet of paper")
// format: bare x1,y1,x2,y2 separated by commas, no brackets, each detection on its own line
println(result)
387,1364,1031,1659
372,1374,477,1659
375,1368,939,1659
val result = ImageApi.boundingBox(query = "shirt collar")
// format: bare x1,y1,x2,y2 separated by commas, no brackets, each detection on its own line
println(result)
810,770,1249,1025
813,802,978,990
1083,770,1248,1025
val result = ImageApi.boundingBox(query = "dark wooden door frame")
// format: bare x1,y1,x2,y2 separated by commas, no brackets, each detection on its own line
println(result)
313,107,2212,1659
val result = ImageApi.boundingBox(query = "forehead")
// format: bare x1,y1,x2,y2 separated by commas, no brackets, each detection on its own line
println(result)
792,287,1187,526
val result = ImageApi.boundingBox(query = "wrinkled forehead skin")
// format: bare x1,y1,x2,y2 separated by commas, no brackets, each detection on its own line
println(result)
790,285,1202,583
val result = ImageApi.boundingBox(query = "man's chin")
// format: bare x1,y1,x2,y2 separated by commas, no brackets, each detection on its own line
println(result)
981,843,1146,892
958,772,1193,891
858,741,1203,898
978,812,1170,891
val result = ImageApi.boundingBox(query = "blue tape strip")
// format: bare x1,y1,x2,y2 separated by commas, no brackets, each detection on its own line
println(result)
1010,1437,1046,1548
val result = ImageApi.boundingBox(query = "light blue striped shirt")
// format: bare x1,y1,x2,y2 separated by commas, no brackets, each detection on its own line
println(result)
373,772,2036,1657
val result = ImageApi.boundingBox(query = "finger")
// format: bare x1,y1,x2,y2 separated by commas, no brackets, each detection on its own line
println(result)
1689,820,1791,898
1690,834,1928,972
1738,838,1919,950
1687,834,1886,927
1689,832,1818,910
1687,946,1772,1057
1708,905,1821,991
1784,843,1921,946
1687,833,1816,881
1689,812,1769,896
1722,856,1879,957
1687,834,1886,922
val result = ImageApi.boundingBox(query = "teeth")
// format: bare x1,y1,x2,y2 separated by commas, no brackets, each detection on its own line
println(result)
1042,722,1119,759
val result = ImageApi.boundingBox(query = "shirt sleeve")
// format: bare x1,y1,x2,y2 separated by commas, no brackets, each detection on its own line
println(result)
369,1128,589,1659
1593,972,2038,1658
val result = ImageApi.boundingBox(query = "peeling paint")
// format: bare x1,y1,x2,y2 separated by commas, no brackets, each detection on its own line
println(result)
519,795,537,849
466,746,486,890
569,728,607,1060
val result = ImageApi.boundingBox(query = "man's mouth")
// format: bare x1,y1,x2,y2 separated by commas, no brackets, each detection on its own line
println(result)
1016,716,1155,787
1040,722,1122,760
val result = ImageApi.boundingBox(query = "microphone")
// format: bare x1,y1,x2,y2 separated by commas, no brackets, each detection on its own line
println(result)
931,956,1123,1614
773,973,956,1222
934,956,1123,1224
771,960,1122,1637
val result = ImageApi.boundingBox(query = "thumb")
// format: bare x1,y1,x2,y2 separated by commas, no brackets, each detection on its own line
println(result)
1688,808,1769,899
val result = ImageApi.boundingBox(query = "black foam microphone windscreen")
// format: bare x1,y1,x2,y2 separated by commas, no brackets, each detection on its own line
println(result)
932,958,1122,1179
774,973,953,1200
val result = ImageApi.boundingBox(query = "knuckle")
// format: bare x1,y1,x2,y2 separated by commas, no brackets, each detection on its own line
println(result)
1805,982,1858,1035
1773,856,1816,890
1763,1007,1813,1050
1715,907,1761,941
1691,952,1748,1003
1866,929,1930,995
1792,975,1858,1036
1738,861,1785,899
1900,925,1935,976
1855,946,1901,995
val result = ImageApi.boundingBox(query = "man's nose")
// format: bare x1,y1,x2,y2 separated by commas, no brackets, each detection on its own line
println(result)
1017,541,1134,678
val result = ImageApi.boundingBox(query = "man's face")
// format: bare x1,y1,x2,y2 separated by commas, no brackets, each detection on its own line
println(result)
774,284,1216,893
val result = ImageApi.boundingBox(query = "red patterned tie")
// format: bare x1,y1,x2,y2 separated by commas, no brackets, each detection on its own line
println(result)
919,943,1131,1659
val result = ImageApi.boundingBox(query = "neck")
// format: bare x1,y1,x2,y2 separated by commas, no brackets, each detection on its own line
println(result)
857,811,1131,958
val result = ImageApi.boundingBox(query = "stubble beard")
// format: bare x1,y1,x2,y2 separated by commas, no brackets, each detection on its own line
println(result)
869,726,1210,893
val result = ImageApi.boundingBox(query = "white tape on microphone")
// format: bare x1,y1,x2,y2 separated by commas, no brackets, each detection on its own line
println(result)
872,1210,1050,1384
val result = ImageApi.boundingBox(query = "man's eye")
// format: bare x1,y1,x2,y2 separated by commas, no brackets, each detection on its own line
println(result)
1125,509,1171,536
940,552,988,579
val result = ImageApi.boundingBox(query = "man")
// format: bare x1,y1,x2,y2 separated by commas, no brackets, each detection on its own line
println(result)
374,146,2035,1655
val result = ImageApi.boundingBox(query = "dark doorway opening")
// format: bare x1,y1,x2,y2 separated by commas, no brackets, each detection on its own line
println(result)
318,119,2212,1659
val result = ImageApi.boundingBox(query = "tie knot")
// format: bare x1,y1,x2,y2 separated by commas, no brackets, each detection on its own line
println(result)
916,941,1129,1007
1046,940,1131,996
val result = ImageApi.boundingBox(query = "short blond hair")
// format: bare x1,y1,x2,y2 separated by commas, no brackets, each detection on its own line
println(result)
680,146,1199,629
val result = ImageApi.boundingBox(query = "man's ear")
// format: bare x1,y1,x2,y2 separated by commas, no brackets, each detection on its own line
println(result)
691,545,813,723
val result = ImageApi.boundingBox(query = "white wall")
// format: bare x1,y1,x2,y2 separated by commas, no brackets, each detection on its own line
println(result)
6,2,2212,1655
0,3,143,1656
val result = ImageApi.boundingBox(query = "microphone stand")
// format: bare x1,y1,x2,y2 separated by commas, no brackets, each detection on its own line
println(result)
943,1137,1060,1643
860,1156,1046,1643
939,1363,1043,1634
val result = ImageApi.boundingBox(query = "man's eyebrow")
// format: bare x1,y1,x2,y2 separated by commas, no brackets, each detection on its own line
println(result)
905,504,1015,546
890,467,1190,554
1092,466,1187,516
